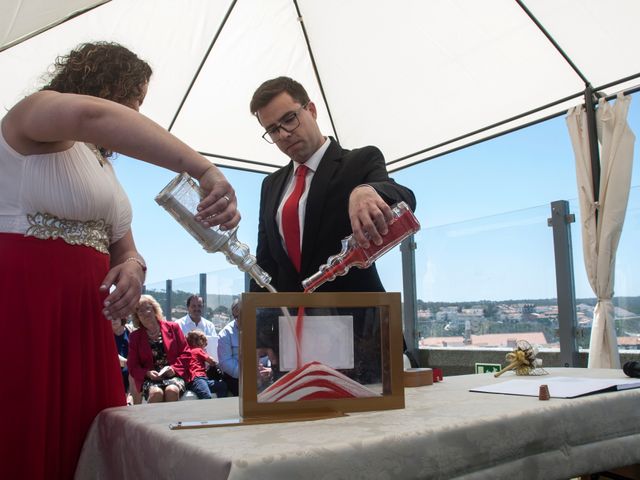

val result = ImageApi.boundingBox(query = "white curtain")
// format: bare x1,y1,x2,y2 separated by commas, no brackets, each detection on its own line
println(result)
566,94,635,368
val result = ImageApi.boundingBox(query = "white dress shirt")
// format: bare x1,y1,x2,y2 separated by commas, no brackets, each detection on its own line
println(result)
276,137,331,251
176,314,218,338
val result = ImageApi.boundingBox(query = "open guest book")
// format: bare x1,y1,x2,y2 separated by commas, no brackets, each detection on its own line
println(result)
471,375,640,399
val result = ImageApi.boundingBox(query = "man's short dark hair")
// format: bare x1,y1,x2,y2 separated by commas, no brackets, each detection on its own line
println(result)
250,76,310,117
186,295,202,307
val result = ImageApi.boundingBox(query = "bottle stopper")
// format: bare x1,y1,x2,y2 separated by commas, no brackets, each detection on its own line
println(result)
538,384,550,400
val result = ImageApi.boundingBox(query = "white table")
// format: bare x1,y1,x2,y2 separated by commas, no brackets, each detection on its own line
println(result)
75,368,640,479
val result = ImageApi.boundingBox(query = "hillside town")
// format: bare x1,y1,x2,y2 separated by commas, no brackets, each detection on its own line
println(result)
417,300,640,350
157,289,640,352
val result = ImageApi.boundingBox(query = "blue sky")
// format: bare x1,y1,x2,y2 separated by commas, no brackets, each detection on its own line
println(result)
115,97,640,302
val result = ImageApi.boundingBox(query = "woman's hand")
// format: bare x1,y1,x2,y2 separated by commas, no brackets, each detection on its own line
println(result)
195,165,241,231
100,260,144,320
102,231,145,321
146,370,161,381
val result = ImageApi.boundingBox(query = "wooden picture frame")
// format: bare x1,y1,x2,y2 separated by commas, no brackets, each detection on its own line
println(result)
239,292,405,420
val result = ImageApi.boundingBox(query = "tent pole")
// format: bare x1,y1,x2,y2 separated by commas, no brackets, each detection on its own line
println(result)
584,85,601,207
168,0,237,132
293,0,340,143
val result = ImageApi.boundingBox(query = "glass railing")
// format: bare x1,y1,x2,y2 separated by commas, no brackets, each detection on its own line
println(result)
570,185,640,351
144,266,245,332
164,274,200,321
374,187,640,352
382,203,560,349
144,189,640,354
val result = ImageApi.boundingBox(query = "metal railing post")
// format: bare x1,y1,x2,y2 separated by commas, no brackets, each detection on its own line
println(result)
199,273,207,310
165,279,172,321
400,234,418,362
547,200,580,367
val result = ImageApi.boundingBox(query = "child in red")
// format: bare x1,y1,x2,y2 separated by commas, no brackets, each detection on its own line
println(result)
186,330,228,399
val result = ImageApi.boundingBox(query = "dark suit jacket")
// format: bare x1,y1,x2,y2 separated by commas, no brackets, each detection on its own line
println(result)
252,139,416,293
127,319,191,390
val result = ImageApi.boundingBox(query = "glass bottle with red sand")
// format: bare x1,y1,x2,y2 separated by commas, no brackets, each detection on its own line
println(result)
302,201,420,293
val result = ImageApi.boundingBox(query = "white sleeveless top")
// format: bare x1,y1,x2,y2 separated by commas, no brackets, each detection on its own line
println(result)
0,120,132,253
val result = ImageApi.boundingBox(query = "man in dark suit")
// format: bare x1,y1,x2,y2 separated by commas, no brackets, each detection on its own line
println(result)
248,77,417,385
249,76,416,293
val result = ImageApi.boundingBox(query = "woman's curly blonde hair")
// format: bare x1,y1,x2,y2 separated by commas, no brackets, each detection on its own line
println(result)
42,41,152,107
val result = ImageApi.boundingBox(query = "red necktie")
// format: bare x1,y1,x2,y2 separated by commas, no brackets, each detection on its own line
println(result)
282,164,309,271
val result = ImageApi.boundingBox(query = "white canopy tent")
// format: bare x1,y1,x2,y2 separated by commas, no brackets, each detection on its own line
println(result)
0,0,108,52
2,0,640,174
2,0,639,367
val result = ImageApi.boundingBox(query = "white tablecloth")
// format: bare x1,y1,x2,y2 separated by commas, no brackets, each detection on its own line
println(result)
75,368,640,480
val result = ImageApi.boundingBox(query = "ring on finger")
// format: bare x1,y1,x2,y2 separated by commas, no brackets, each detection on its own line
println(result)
222,194,231,203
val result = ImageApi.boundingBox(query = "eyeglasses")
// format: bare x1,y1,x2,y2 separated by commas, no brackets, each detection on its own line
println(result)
261,103,308,144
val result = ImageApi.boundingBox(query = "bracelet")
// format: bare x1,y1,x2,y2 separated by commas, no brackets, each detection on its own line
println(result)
124,256,147,274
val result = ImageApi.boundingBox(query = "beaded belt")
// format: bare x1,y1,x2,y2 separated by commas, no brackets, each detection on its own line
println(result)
0,212,111,254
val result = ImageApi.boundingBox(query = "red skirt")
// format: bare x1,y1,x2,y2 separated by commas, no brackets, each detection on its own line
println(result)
0,233,126,479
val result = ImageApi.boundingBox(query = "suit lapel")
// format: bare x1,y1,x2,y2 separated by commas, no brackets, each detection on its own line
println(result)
266,163,296,269
301,140,342,274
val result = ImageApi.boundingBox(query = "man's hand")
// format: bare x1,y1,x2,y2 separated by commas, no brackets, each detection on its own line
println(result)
348,185,393,248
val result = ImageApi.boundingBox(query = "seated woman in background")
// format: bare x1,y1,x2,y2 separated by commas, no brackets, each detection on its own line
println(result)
128,295,191,402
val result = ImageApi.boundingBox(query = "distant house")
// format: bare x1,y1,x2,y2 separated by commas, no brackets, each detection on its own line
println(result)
420,332,548,348
419,336,466,348
614,307,637,318
618,336,640,350
471,332,547,348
